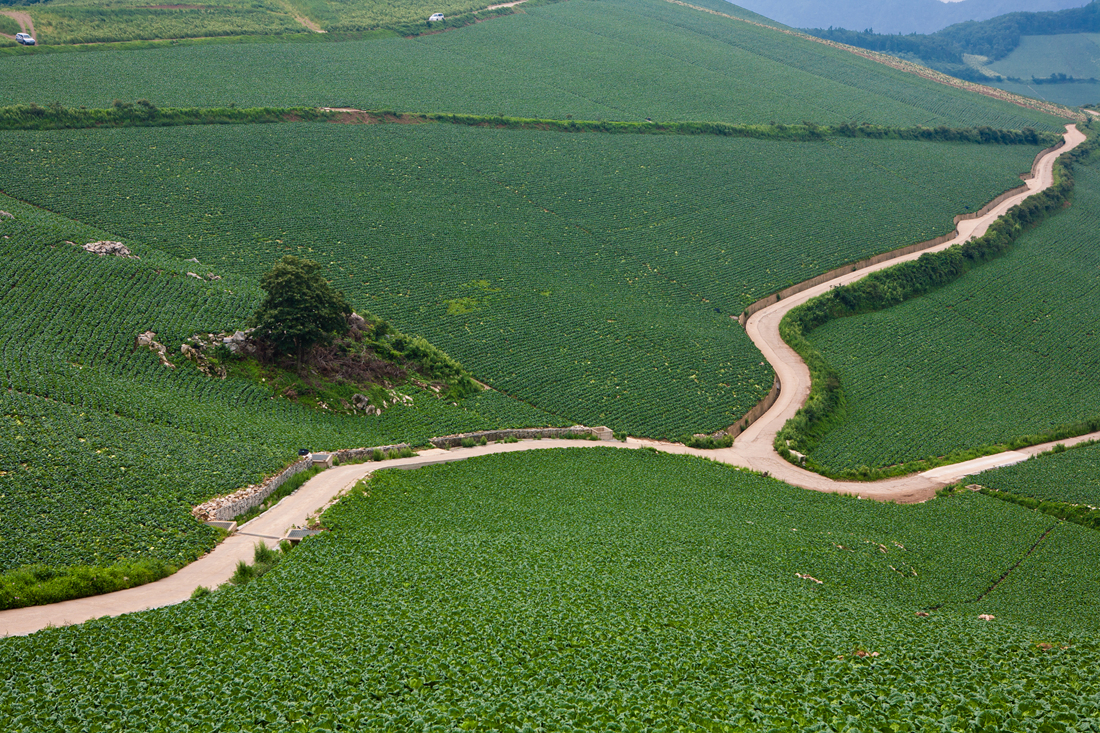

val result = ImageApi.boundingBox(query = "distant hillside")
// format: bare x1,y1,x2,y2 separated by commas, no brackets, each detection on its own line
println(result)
730,0,1091,35
803,2,1100,84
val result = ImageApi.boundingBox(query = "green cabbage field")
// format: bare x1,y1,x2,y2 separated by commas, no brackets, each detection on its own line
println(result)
2,449,1099,731
0,194,563,574
978,441,1100,506
801,157,1100,471
0,123,1045,437
0,0,1067,131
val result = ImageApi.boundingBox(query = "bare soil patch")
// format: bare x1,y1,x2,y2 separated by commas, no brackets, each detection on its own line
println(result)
0,10,34,40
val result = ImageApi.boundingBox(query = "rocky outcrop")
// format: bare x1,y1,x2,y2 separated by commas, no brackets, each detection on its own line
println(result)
82,241,137,258
135,331,174,368
181,343,226,378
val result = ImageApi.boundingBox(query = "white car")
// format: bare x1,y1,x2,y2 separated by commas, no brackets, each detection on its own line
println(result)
15,33,35,46
428,13,444,21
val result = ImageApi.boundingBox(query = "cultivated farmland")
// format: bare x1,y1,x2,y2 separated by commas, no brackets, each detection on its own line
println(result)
0,195,563,581
979,440,1100,507
0,0,1069,131
2,449,1099,731
801,156,1100,472
0,123,1047,437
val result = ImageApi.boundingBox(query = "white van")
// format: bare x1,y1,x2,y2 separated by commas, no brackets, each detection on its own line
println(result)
15,33,36,46
428,13,444,21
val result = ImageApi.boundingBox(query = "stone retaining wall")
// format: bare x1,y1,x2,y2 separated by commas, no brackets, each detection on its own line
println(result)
430,425,612,449
725,376,781,438
193,457,315,522
332,443,412,463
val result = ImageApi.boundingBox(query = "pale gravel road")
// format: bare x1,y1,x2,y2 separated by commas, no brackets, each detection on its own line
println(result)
2,126,1094,637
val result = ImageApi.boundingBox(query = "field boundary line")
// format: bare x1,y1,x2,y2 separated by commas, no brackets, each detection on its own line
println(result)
970,522,1059,604
727,135,1066,439
662,0,1081,123
732,124,1088,482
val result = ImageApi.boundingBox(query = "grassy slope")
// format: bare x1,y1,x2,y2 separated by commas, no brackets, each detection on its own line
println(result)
0,193,563,576
2,449,1099,730
17,0,516,44
986,33,1100,107
0,0,1067,131
0,123,1045,437
801,156,1100,472
988,32,1100,79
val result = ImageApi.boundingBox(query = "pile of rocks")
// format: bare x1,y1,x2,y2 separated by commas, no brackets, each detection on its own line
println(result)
134,331,174,369
82,241,137,258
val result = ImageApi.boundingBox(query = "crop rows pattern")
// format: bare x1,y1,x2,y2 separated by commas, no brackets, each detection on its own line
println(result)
978,441,1100,507
2,449,1099,731
0,123,1044,437
0,0,1067,131
0,196,563,572
803,159,1100,470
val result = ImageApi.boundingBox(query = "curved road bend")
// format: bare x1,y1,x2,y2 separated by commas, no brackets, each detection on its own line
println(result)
2,126,1094,637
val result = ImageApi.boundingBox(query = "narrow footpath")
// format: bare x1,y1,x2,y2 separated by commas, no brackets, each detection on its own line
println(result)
2,125,1093,638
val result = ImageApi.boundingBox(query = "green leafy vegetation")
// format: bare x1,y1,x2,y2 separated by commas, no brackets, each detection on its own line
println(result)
7,0,532,45
0,192,566,603
784,128,1099,475
250,254,352,367
979,440,1100,506
0,558,174,611
0,122,1046,438
0,0,1068,131
3,449,1100,730
0,101,333,130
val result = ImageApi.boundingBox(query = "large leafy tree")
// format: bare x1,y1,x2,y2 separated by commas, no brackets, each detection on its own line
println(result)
250,255,352,369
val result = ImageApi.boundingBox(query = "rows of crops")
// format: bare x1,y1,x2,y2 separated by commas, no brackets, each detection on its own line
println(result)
2,449,1099,730
0,194,564,573
0,0,1067,131
0,122,1045,437
977,441,1100,506
802,158,1100,471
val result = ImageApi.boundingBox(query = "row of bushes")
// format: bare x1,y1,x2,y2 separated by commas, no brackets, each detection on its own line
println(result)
979,484,1100,532
427,113,1059,146
0,101,332,130
773,122,1096,481
0,558,176,611
0,103,1060,148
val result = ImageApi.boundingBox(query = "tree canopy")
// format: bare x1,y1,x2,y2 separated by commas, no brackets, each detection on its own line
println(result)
250,255,352,367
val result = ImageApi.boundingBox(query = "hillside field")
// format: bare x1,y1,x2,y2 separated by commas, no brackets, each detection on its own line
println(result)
3,449,1100,731
801,152,1100,472
0,122,1047,438
0,0,1069,132
0,193,564,580
978,440,1100,506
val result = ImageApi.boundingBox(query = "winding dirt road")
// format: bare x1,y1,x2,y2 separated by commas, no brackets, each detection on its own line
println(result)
2,125,1094,638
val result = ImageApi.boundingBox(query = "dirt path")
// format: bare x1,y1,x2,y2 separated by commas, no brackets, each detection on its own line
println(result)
293,15,325,33
0,129,1091,639
0,10,34,41
734,124,1088,483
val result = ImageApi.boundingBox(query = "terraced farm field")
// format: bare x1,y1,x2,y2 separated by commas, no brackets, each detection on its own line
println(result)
0,0,1068,131
979,441,1100,506
801,156,1100,472
3,449,1099,731
0,194,562,578
0,122,1046,437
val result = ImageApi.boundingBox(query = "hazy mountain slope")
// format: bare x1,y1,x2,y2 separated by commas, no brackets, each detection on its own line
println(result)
729,0,1091,35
